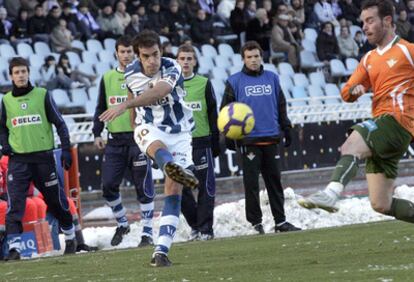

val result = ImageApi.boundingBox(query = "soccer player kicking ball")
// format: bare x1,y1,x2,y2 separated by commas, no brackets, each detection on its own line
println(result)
100,30,198,267
298,0,414,225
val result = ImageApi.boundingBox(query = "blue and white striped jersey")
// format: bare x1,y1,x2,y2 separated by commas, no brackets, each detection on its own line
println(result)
124,57,194,134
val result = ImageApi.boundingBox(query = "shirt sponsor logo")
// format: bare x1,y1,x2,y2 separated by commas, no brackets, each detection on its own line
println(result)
150,96,170,106
108,96,128,105
245,85,272,96
11,115,42,127
185,101,202,111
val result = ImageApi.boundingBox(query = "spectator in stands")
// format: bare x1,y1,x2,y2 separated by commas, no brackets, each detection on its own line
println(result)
331,0,342,18
97,4,124,38
244,0,257,22
199,0,215,15
76,2,101,40
262,0,274,19
407,0,414,25
314,0,339,26
221,41,301,236
396,10,414,42
10,8,31,47
3,0,20,19
288,21,304,43
57,53,95,88
391,0,407,13
289,0,305,29
337,25,358,59
124,14,142,38
50,18,83,55
354,30,364,50
162,41,175,58
126,0,141,14
271,14,300,69
217,0,236,20
246,8,271,61
230,0,247,40
170,25,191,46
40,56,83,91
146,0,169,36
186,0,202,20
303,0,320,29
0,7,12,44
316,21,340,62
339,0,361,26
28,5,49,43
43,0,60,14
46,6,62,34
164,0,187,34
114,1,131,34
191,8,215,46
61,2,81,39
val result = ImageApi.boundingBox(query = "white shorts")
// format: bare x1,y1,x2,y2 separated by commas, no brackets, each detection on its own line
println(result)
134,123,193,169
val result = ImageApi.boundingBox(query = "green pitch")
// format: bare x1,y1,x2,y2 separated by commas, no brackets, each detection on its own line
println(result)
1,220,413,281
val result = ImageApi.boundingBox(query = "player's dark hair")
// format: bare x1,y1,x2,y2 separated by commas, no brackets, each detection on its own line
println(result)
132,30,161,55
240,41,263,58
177,44,197,59
9,57,29,75
361,0,395,24
115,36,132,52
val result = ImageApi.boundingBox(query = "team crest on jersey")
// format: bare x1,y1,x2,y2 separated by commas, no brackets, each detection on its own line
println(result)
11,115,42,127
185,101,202,111
245,85,272,96
386,59,398,68
20,103,27,110
120,83,127,90
108,96,127,105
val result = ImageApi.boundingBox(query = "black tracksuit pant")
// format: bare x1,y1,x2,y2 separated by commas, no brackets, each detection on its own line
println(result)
240,144,286,226
181,147,215,235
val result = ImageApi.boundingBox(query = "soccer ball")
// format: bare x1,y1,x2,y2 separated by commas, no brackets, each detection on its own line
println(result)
217,102,255,140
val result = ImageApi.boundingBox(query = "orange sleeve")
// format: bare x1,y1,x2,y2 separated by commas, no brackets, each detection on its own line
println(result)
341,56,372,102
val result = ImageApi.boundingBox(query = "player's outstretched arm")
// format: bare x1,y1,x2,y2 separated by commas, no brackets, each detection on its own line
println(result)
341,55,371,102
99,81,172,122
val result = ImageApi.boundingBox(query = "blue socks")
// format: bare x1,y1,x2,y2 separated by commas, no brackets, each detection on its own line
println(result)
154,148,174,170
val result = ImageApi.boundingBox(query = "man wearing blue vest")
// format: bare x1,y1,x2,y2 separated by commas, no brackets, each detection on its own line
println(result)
221,41,301,234
0,57,76,260
93,36,155,248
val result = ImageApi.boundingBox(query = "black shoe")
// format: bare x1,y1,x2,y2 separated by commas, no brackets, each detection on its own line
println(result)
138,236,153,247
275,222,301,233
254,223,265,235
111,226,130,246
150,253,172,267
163,162,199,189
64,239,77,254
76,243,98,252
5,249,20,261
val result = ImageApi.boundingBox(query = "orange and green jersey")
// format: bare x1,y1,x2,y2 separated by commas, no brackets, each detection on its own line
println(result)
341,36,414,137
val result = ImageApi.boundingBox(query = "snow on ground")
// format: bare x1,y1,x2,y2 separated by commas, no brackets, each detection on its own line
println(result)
78,185,414,251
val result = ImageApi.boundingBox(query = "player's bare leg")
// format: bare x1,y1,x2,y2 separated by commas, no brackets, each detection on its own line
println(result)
298,131,371,212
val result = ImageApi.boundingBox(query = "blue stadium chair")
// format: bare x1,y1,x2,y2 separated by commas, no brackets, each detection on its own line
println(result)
66,51,82,67
0,44,16,60
214,55,231,69
159,35,169,44
0,57,9,74
86,39,103,54
29,54,44,69
301,39,317,53
51,89,71,107
94,61,111,76
350,25,363,38
171,46,178,56
304,28,318,42
218,43,234,58
263,63,278,74
309,71,326,88
307,85,324,105
198,56,215,72
193,45,201,59
88,86,99,102
98,50,116,64
330,59,352,78
198,66,210,76
201,44,218,58
104,38,116,51
85,100,96,114
279,74,294,94
228,65,241,75
211,67,228,82
82,50,99,65
293,73,309,88
324,83,342,104
77,62,95,76
211,78,225,107
17,43,34,59
29,67,42,85
357,93,372,103
34,41,51,58
72,40,85,51
345,58,359,73
278,62,295,77
231,53,243,66
70,88,88,108
291,86,308,107
300,50,325,70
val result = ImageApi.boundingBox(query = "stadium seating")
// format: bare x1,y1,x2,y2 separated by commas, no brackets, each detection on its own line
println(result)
94,61,111,76
52,89,71,107
98,50,116,64
345,58,359,72
201,44,218,58
103,38,116,51
86,39,104,55
218,43,235,59
300,50,325,70
0,44,16,61
88,86,99,102
293,73,309,88
301,39,317,53
309,71,326,87
34,41,51,58
211,67,228,82
278,62,295,77
72,40,86,51
29,54,44,69
66,51,82,67
214,55,231,69
263,63,278,74
330,59,353,78
304,28,318,42
17,43,34,59
77,63,95,76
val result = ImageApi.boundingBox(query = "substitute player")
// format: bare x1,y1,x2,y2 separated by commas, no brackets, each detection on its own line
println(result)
176,44,220,241
99,30,198,267
298,0,414,225
93,36,155,248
